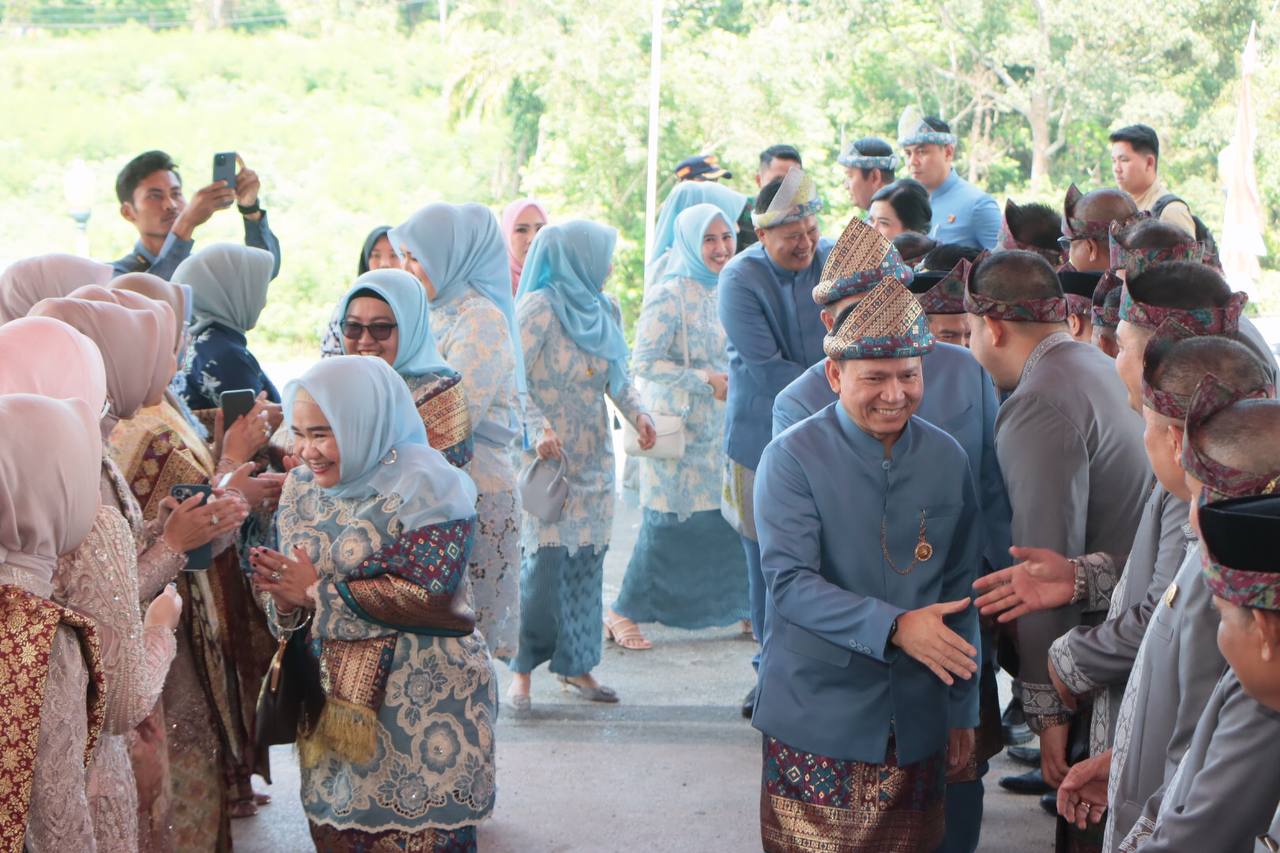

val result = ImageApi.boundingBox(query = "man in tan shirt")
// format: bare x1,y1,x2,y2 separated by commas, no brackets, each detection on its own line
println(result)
1109,124,1197,238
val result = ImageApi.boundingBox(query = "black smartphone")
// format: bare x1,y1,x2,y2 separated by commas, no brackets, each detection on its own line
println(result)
170,483,214,571
212,151,237,192
220,388,257,432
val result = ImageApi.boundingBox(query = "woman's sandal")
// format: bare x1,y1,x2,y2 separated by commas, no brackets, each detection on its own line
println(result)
558,675,619,703
603,612,652,650
506,683,532,712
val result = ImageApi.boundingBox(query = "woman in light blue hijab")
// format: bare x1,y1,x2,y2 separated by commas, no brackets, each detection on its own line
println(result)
387,202,523,661
608,204,748,648
338,268,473,468
645,181,747,287
508,220,655,710
250,356,494,851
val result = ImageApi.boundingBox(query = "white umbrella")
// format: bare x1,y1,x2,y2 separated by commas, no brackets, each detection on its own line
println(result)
1219,21,1266,291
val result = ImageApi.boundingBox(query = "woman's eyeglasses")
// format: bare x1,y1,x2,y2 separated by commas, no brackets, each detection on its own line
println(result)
342,321,397,342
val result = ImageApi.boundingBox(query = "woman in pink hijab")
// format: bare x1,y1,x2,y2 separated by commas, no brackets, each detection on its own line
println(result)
0,313,189,853
501,199,549,293
29,295,249,850
0,392,105,852
0,252,112,323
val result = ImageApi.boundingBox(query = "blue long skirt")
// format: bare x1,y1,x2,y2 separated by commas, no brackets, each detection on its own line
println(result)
510,545,607,676
612,508,749,630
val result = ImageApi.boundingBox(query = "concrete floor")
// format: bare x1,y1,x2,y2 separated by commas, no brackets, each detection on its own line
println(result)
233,498,1054,853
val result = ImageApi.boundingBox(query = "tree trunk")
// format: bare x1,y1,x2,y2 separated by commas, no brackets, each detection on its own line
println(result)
1028,98,1051,189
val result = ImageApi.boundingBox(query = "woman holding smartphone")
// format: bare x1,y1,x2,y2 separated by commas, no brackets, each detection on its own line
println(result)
250,356,495,852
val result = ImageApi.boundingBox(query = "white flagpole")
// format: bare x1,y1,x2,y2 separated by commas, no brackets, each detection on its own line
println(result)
642,0,663,270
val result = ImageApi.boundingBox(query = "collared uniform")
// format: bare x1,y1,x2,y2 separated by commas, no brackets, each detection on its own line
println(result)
1127,179,1196,240
1117,669,1280,853
1101,544,1229,852
994,334,1148,730
1050,484,1195,754
752,404,982,852
927,170,1001,250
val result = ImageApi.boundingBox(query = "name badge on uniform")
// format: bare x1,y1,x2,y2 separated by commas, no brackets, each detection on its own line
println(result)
1164,582,1179,608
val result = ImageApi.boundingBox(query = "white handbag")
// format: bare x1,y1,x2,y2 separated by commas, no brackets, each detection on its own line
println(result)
624,285,693,460
518,452,570,523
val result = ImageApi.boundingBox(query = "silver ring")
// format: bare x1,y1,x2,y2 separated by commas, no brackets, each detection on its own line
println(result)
271,570,281,582
210,514,219,526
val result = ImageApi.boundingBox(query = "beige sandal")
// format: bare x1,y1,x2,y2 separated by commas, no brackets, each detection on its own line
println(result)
603,611,652,650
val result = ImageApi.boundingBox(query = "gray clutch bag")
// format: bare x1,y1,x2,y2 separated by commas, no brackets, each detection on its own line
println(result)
518,451,569,523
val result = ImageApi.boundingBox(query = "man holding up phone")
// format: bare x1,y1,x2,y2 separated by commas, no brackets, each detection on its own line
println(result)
111,149,282,281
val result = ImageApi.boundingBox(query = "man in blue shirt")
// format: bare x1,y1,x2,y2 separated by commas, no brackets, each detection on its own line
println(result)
899,108,1000,250
753,275,981,853
111,150,281,281
718,167,832,716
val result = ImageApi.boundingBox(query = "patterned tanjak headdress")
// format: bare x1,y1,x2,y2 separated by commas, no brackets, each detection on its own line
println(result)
1061,184,1114,242
897,106,956,148
1058,270,1101,319
838,139,900,172
813,217,914,306
1140,319,1202,419
963,255,1067,323
1119,283,1247,334
1181,374,1280,502
997,200,1065,267
1091,271,1124,330
1108,217,1208,278
908,257,972,315
751,166,822,229
1199,494,1280,610
824,277,934,360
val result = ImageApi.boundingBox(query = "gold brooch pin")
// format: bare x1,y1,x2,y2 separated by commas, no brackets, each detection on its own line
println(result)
1164,582,1179,608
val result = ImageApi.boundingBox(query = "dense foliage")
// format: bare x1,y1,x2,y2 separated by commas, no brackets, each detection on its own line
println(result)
2,1,1277,358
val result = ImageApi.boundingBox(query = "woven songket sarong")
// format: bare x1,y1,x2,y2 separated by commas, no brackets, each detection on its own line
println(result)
761,735,945,853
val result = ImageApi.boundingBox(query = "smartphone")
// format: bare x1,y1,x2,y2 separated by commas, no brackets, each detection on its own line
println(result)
170,484,214,571
212,151,238,192
220,388,257,432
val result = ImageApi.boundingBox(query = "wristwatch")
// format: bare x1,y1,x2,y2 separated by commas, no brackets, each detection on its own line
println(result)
238,200,262,216
887,617,900,647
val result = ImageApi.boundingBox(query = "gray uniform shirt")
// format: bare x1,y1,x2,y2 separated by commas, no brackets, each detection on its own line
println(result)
996,333,1149,728
1117,669,1280,853
1050,484,1194,752
1103,544,1227,851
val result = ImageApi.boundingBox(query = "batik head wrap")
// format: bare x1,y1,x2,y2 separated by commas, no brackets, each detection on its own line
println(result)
751,166,822,229
1061,184,1113,242
1198,494,1280,610
647,181,745,284
1091,271,1124,330
908,258,970,315
0,253,113,324
0,394,102,592
339,269,450,378
0,317,107,417
517,220,629,394
963,254,1067,322
1181,374,1280,502
389,202,525,392
661,204,735,287
838,138,900,171
1140,319,1201,419
28,296,165,433
813,216,914,306
897,106,956,148
998,200,1065,267
1058,270,1102,319
1108,218,1208,278
173,243,275,336
1119,283,1247,335
824,277,934,360
501,200,549,293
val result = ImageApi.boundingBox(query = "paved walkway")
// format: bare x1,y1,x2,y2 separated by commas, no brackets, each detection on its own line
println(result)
234,499,1053,852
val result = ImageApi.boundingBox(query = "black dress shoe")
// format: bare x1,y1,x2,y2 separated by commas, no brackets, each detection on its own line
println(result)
1007,745,1041,766
1040,792,1058,816
741,686,756,718
998,768,1052,796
